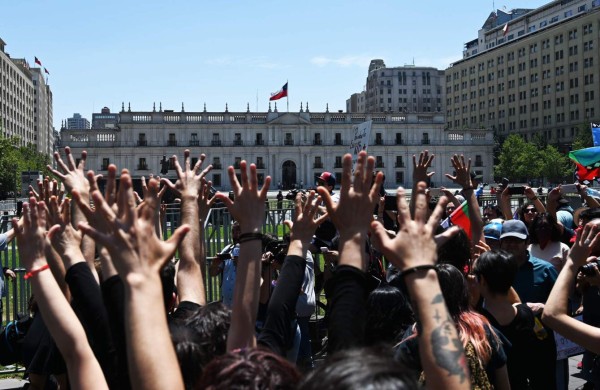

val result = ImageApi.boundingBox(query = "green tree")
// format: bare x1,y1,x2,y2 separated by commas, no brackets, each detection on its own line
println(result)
0,136,50,199
572,123,594,151
495,134,542,182
541,144,572,184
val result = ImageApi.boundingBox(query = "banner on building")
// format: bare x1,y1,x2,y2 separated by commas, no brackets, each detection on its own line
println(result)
348,120,372,171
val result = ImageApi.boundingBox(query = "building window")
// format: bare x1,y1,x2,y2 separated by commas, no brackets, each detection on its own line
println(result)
212,157,222,169
375,156,384,168
169,157,176,170
138,158,147,170
475,155,483,167
314,156,323,169
212,133,221,146
334,156,342,168
138,133,147,146
256,157,264,169
234,133,242,146
168,133,177,147
395,171,404,185
101,158,110,170
334,133,342,145
395,156,404,168
256,133,264,145
212,174,221,187
189,133,199,146
285,133,293,145
234,157,241,169
395,133,403,145
375,133,383,145
314,133,322,145
422,132,430,145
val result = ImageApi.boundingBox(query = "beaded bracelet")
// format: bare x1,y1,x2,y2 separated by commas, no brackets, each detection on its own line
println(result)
238,232,264,244
400,264,436,279
24,264,50,280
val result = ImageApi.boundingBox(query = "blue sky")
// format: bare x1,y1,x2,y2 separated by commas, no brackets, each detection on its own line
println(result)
2,0,546,129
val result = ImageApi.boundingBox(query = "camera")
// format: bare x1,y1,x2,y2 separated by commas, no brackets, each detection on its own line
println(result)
580,260,600,276
285,189,307,201
264,240,289,264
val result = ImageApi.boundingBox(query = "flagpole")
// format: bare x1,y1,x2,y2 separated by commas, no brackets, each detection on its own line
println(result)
286,80,289,112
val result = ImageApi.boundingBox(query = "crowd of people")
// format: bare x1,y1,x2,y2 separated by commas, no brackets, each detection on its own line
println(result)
4,145,600,389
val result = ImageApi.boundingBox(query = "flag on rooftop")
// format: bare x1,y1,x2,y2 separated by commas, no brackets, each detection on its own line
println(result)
44,68,49,75
503,23,509,36
34,57,42,66
592,123,600,146
269,82,288,101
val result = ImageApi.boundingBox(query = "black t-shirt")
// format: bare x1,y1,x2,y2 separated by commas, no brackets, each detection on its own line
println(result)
480,303,556,390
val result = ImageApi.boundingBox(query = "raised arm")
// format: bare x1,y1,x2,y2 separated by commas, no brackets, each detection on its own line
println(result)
371,183,470,390
214,161,270,351
161,150,212,306
77,174,189,390
542,221,600,353
445,155,483,247
410,150,435,218
15,199,108,389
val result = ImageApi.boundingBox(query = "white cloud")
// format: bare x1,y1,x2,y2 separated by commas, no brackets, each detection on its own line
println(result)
310,55,372,68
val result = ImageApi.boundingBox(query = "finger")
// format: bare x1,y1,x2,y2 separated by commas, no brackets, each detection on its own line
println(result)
434,226,461,247
227,166,241,194
426,153,435,167
173,155,184,179
259,176,271,200
193,154,207,175
248,163,259,192
340,154,353,191
413,182,429,224
370,220,394,257
29,185,40,201
77,222,111,247
165,224,191,258
428,195,449,232
239,161,250,190
353,151,367,190
64,147,77,171
395,187,410,227
283,220,293,229
214,193,234,210
87,171,100,193
119,174,136,228
198,164,212,181
316,186,336,217
183,149,191,172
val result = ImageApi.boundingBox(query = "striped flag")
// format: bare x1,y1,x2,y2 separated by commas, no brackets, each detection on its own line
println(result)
270,82,288,101
440,201,471,239
34,56,42,66
569,147,600,185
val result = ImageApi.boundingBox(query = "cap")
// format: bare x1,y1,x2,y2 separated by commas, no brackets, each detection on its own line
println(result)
500,220,529,240
483,221,503,241
317,172,336,187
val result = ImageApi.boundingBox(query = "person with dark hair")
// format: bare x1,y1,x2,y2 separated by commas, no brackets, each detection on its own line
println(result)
197,347,300,390
528,212,569,272
482,204,503,223
436,226,471,274
500,185,545,224
298,347,418,390
396,263,509,389
474,250,556,389
365,284,414,346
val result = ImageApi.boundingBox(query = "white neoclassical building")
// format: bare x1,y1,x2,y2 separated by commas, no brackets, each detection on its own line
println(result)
59,105,495,191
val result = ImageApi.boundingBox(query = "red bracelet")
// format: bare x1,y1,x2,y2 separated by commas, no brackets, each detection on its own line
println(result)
24,264,50,280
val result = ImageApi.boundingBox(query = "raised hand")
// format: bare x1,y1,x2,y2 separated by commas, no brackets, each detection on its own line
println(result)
215,161,271,233
371,182,444,271
444,154,472,189
13,198,48,271
161,150,212,199
412,150,435,183
285,191,328,245
48,147,91,197
47,197,83,263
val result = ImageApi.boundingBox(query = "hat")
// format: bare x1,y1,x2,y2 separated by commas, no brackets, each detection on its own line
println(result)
317,172,336,187
484,221,503,241
500,220,529,240
557,197,571,206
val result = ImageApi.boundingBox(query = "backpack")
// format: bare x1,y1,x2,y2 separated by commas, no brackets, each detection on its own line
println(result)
0,315,34,365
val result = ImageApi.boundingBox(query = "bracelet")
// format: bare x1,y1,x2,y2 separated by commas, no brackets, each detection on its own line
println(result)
400,264,436,279
24,264,50,280
238,232,264,244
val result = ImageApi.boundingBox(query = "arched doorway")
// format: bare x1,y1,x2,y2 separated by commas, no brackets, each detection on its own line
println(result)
282,160,297,190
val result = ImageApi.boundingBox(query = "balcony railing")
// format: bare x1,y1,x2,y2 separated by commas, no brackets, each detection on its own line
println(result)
313,139,322,145
334,140,343,145
375,162,385,168
137,140,147,146
375,139,383,145
474,161,483,167
233,140,243,146
395,163,405,168
314,163,323,168
284,139,294,145
255,139,264,145
256,163,265,169
395,139,403,145
334,162,342,168
189,140,199,146
211,140,222,146
421,139,430,145
167,140,177,146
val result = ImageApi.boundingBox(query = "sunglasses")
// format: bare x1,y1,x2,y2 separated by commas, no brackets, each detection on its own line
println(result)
525,208,537,214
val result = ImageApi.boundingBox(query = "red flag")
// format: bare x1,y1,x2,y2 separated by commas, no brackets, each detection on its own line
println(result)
441,201,472,239
44,68,49,75
35,56,42,66
270,82,288,101
575,162,600,182
502,23,509,36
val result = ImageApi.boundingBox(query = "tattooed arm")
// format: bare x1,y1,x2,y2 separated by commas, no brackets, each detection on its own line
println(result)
372,182,470,390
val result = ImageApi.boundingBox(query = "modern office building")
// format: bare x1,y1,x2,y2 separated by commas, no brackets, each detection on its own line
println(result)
347,59,445,114
67,113,90,130
59,105,494,190
0,37,54,155
92,107,119,129
446,0,600,149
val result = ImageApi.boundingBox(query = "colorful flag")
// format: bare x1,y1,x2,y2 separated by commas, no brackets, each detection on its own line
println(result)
34,57,42,66
503,23,509,36
569,147,600,185
440,201,471,239
44,68,49,75
575,162,600,183
269,82,288,101
592,123,600,146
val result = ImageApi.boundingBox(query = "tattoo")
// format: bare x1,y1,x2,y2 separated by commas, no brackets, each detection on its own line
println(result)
430,320,468,383
431,293,443,304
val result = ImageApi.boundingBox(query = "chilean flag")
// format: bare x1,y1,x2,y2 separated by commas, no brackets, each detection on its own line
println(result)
35,56,42,66
270,82,288,101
